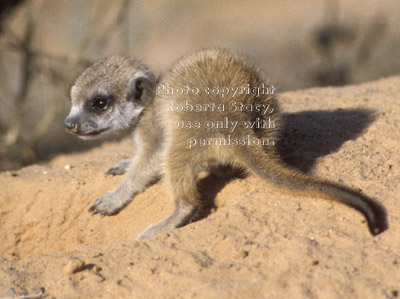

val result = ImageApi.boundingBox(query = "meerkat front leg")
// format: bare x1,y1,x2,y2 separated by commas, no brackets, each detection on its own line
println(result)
105,158,133,176
90,143,163,215
136,151,199,241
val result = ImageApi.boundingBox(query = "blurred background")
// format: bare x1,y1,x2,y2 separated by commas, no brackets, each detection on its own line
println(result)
1,0,400,170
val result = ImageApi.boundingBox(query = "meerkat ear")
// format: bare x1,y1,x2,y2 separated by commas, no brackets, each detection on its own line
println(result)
127,75,154,104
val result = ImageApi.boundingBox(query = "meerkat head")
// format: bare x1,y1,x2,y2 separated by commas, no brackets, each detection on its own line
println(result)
64,56,155,140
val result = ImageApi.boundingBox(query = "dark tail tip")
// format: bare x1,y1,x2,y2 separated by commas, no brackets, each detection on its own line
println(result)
365,197,388,236
324,182,388,236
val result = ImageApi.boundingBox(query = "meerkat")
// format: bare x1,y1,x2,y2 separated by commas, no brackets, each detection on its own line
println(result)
64,49,387,241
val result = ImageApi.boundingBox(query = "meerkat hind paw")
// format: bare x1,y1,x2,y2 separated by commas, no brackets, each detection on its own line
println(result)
136,200,197,242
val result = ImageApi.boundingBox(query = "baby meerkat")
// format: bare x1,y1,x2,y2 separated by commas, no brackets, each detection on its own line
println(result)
65,49,387,241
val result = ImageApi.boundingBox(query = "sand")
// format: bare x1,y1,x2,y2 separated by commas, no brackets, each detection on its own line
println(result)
0,76,399,298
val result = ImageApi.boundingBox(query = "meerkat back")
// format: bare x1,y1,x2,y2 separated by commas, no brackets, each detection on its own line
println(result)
154,49,279,163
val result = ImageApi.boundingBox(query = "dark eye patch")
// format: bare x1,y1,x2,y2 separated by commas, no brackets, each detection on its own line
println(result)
89,96,113,112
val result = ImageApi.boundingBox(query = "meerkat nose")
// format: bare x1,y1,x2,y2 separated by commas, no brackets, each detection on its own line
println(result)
65,120,78,133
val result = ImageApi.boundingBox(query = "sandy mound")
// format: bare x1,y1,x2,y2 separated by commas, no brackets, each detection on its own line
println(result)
0,77,399,298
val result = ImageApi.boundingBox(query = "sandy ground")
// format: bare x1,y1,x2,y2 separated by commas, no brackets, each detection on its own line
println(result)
0,77,399,298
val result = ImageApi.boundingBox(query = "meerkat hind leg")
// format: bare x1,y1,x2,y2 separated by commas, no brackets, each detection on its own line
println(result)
136,198,197,242
105,158,133,176
136,149,201,241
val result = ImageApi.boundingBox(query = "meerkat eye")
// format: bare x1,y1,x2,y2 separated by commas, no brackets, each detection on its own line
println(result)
91,97,109,111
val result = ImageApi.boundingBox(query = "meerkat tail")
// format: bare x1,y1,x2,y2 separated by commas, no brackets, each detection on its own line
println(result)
235,145,387,235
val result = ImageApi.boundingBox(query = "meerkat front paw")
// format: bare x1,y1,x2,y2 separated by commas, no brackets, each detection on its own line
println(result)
89,189,131,215
105,158,132,176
